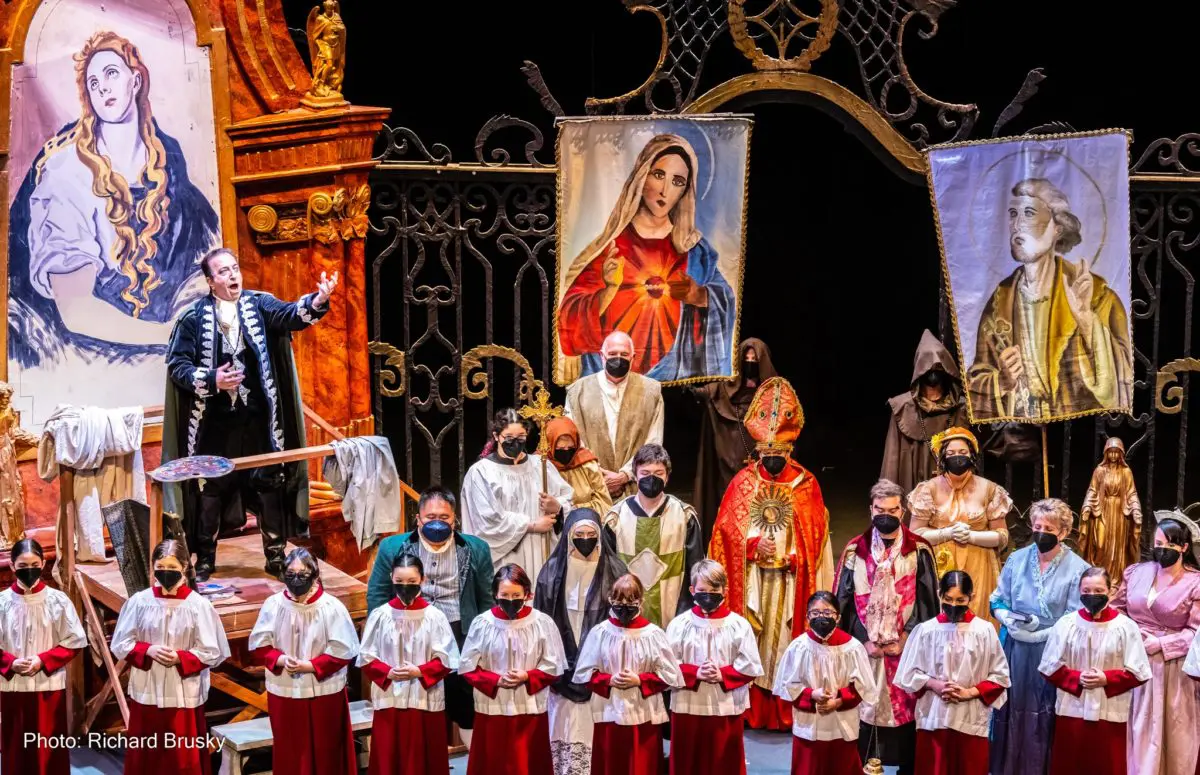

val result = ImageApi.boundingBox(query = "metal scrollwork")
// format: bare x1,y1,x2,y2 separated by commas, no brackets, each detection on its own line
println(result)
474,115,551,167
1132,134,1200,176
1156,358,1200,415
374,125,454,165
728,0,840,73
368,341,408,398
460,345,539,403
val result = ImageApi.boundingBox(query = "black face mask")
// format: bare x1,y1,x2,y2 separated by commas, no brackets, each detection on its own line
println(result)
497,598,526,619
284,572,315,598
942,603,970,623
761,455,787,477
1152,547,1182,568
872,514,901,535
1032,531,1060,553
637,474,665,498
554,448,577,466
943,454,974,476
922,370,945,389
1080,593,1109,617
742,361,760,383
693,592,724,614
14,566,42,590
500,438,526,458
605,357,631,379
611,603,641,626
394,583,422,606
572,536,598,557
155,569,183,590
809,615,837,639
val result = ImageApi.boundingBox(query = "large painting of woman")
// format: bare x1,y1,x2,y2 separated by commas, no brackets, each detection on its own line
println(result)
6,25,219,426
555,118,749,385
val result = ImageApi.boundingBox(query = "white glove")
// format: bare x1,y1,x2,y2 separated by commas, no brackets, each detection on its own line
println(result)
1017,614,1040,632
918,527,954,545
995,609,1016,629
967,530,1003,548
950,522,971,544
1009,626,1050,644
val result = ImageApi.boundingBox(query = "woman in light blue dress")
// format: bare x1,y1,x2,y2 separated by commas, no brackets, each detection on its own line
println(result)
989,498,1090,775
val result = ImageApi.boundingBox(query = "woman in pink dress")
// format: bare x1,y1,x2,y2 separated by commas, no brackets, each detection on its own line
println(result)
1112,511,1200,775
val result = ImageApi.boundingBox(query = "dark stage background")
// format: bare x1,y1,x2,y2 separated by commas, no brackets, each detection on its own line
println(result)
282,1,1200,533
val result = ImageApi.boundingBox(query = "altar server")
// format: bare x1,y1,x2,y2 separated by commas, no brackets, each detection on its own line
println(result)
894,571,1010,775
460,564,567,775
1039,567,1151,775
462,408,575,582
111,539,231,775
249,547,360,775
572,573,685,775
773,591,878,775
359,554,460,775
0,539,87,775
666,558,763,775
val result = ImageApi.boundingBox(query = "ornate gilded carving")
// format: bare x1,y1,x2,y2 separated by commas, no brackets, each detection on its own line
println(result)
368,341,408,398
728,0,839,72
247,204,279,234
309,185,371,245
246,202,309,245
0,381,36,550
301,0,348,109
1156,358,1200,414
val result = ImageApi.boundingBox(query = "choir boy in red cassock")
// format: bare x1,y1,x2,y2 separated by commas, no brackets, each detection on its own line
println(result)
1039,566,1151,775
110,539,231,775
248,547,360,775
359,554,460,775
666,558,763,775
572,573,684,775
0,539,87,775
894,571,1010,775
773,591,878,775
459,564,567,775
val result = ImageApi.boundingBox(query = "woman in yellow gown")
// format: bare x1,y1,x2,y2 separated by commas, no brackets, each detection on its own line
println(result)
907,427,1012,627
546,417,612,515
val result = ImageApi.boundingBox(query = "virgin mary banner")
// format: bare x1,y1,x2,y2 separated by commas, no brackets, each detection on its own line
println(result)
928,129,1133,424
554,115,750,386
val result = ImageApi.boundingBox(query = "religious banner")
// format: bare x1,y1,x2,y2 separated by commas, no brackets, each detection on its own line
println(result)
554,115,750,386
928,129,1133,424
4,0,224,430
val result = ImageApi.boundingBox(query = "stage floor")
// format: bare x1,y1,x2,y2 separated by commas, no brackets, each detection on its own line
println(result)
77,533,368,637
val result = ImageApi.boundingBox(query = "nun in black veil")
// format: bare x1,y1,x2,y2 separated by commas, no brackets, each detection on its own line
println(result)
534,507,628,775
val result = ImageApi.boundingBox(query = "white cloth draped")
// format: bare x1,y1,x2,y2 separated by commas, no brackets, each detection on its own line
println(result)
324,436,402,550
894,616,1011,737
666,610,763,716
0,586,87,693
571,620,684,725
248,588,360,699
461,455,573,582
1039,611,1151,723
459,608,566,716
773,633,878,742
357,603,460,711
565,555,599,644
38,404,146,565
110,588,231,708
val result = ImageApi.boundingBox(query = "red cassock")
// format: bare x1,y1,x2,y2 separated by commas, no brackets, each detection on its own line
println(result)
586,670,670,775
461,665,558,775
1043,663,1143,775
361,649,453,775
915,729,991,775
123,644,215,775
0,647,80,775
670,711,748,775
790,737,863,775
709,459,829,731
249,648,357,775
558,223,691,374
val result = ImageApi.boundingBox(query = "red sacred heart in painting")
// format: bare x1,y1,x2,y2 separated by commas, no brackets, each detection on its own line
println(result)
644,276,665,299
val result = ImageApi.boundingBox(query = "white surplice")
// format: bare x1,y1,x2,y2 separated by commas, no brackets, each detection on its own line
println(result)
1038,610,1151,723
460,454,573,582
459,608,567,716
773,632,879,742
247,586,360,699
571,620,684,726
110,587,231,708
894,615,1011,737
357,602,460,711
0,584,87,693
665,609,763,716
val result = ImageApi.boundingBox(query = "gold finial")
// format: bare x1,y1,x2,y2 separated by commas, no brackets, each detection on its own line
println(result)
863,758,886,775
301,0,348,109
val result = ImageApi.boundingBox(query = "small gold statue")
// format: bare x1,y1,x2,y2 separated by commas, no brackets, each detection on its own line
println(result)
0,381,37,550
301,0,348,109
1079,437,1142,584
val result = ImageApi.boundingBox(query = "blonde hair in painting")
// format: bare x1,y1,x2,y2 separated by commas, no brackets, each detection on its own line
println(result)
67,31,171,319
